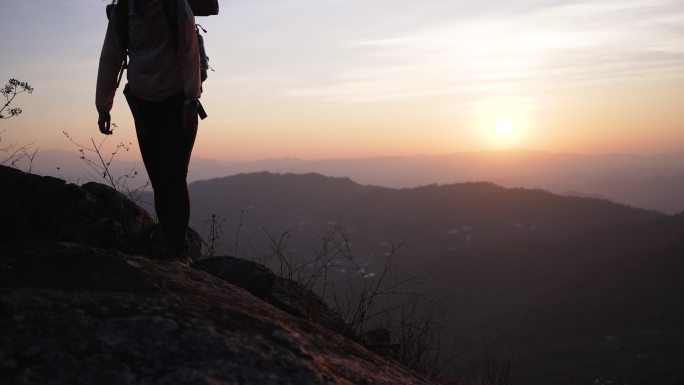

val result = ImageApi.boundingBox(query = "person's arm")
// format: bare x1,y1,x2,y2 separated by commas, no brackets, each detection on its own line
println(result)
95,20,126,134
177,0,201,100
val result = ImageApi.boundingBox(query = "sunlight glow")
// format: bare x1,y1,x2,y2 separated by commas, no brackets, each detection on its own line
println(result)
470,96,536,149
496,119,514,136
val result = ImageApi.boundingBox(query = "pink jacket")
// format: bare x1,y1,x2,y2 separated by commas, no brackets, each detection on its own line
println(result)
96,0,201,114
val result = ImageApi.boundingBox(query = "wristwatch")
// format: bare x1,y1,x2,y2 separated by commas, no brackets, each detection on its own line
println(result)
185,98,200,108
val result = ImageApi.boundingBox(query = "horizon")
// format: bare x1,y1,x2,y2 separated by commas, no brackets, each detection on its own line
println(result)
2,0,684,162
23,147,684,215
27,146,684,164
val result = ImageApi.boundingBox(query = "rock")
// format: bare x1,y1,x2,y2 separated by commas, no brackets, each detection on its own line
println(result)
194,256,348,336
193,256,275,298
0,165,154,255
0,165,201,260
0,240,430,385
363,328,401,360
270,275,349,335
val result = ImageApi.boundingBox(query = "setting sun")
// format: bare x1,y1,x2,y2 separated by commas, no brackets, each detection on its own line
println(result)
482,116,525,148
496,119,514,136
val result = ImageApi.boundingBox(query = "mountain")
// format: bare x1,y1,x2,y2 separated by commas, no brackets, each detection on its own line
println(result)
30,150,684,213
179,172,684,385
185,172,662,256
190,150,684,214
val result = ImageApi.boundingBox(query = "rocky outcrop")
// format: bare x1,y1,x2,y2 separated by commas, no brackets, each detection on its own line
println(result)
0,165,200,259
194,256,348,335
0,241,428,385
0,166,430,384
193,256,276,298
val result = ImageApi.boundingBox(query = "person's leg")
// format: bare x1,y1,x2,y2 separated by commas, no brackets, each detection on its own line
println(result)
126,91,165,216
126,90,176,257
157,94,197,252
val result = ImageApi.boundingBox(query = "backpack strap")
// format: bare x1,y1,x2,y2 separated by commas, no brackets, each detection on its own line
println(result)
112,0,176,50
107,0,179,89
107,0,129,89
110,0,130,50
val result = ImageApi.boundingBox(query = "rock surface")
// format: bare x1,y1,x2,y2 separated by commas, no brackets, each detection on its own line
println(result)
0,241,428,385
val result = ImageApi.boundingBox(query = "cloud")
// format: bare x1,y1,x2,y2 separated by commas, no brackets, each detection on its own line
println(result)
287,0,684,103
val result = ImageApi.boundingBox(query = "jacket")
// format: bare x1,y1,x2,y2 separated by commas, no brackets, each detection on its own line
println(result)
96,0,201,114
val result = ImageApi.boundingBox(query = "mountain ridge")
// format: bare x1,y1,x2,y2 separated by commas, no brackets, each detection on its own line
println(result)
185,171,664,248
33,149,684,213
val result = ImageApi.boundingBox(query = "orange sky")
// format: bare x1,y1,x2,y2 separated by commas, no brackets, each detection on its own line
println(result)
2,0,684,162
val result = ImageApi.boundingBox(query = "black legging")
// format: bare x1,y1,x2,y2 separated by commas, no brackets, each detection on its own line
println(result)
125,89,197,241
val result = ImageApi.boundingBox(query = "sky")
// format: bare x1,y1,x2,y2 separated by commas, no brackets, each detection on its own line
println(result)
1,0,684,161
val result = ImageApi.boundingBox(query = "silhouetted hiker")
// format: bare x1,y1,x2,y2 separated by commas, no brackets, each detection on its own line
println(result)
96,0,202,261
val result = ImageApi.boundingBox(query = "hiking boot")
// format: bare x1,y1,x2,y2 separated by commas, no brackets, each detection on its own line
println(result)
149,229,189,263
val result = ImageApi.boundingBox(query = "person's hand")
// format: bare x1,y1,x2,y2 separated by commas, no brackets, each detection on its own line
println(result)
98,111,112,135
182,105,198,136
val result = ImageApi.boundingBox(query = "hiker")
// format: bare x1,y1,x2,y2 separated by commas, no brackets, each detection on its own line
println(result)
95,0,201,260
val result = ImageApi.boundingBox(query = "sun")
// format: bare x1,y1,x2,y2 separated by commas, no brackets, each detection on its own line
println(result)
489,118,521,148
496,119,515,136
470,97,535,149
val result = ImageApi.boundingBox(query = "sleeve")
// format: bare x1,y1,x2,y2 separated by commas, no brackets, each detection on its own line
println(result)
177,0,202,99
95,20,126,114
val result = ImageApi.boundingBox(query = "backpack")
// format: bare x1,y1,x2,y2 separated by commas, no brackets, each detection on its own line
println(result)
106,0,217,87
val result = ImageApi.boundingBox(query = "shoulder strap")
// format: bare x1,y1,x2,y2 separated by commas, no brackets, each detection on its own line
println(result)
111,0,177,51
111,0,130,50
108,0,129,89
108,0,179,89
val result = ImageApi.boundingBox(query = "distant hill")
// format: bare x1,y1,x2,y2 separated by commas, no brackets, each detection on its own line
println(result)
187,151,684,214
186,172,662,254
32,150,684,213
179,172,683,385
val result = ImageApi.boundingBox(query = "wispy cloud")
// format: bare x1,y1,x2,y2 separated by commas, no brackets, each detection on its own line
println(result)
287,0,684,102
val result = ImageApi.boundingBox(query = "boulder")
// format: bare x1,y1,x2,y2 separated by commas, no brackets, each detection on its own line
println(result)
0,165,154,254
193,256,276,298
194,256,348,335
0,165,201,260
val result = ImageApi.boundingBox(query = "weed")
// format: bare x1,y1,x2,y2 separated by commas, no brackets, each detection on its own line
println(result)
62,130,149,203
